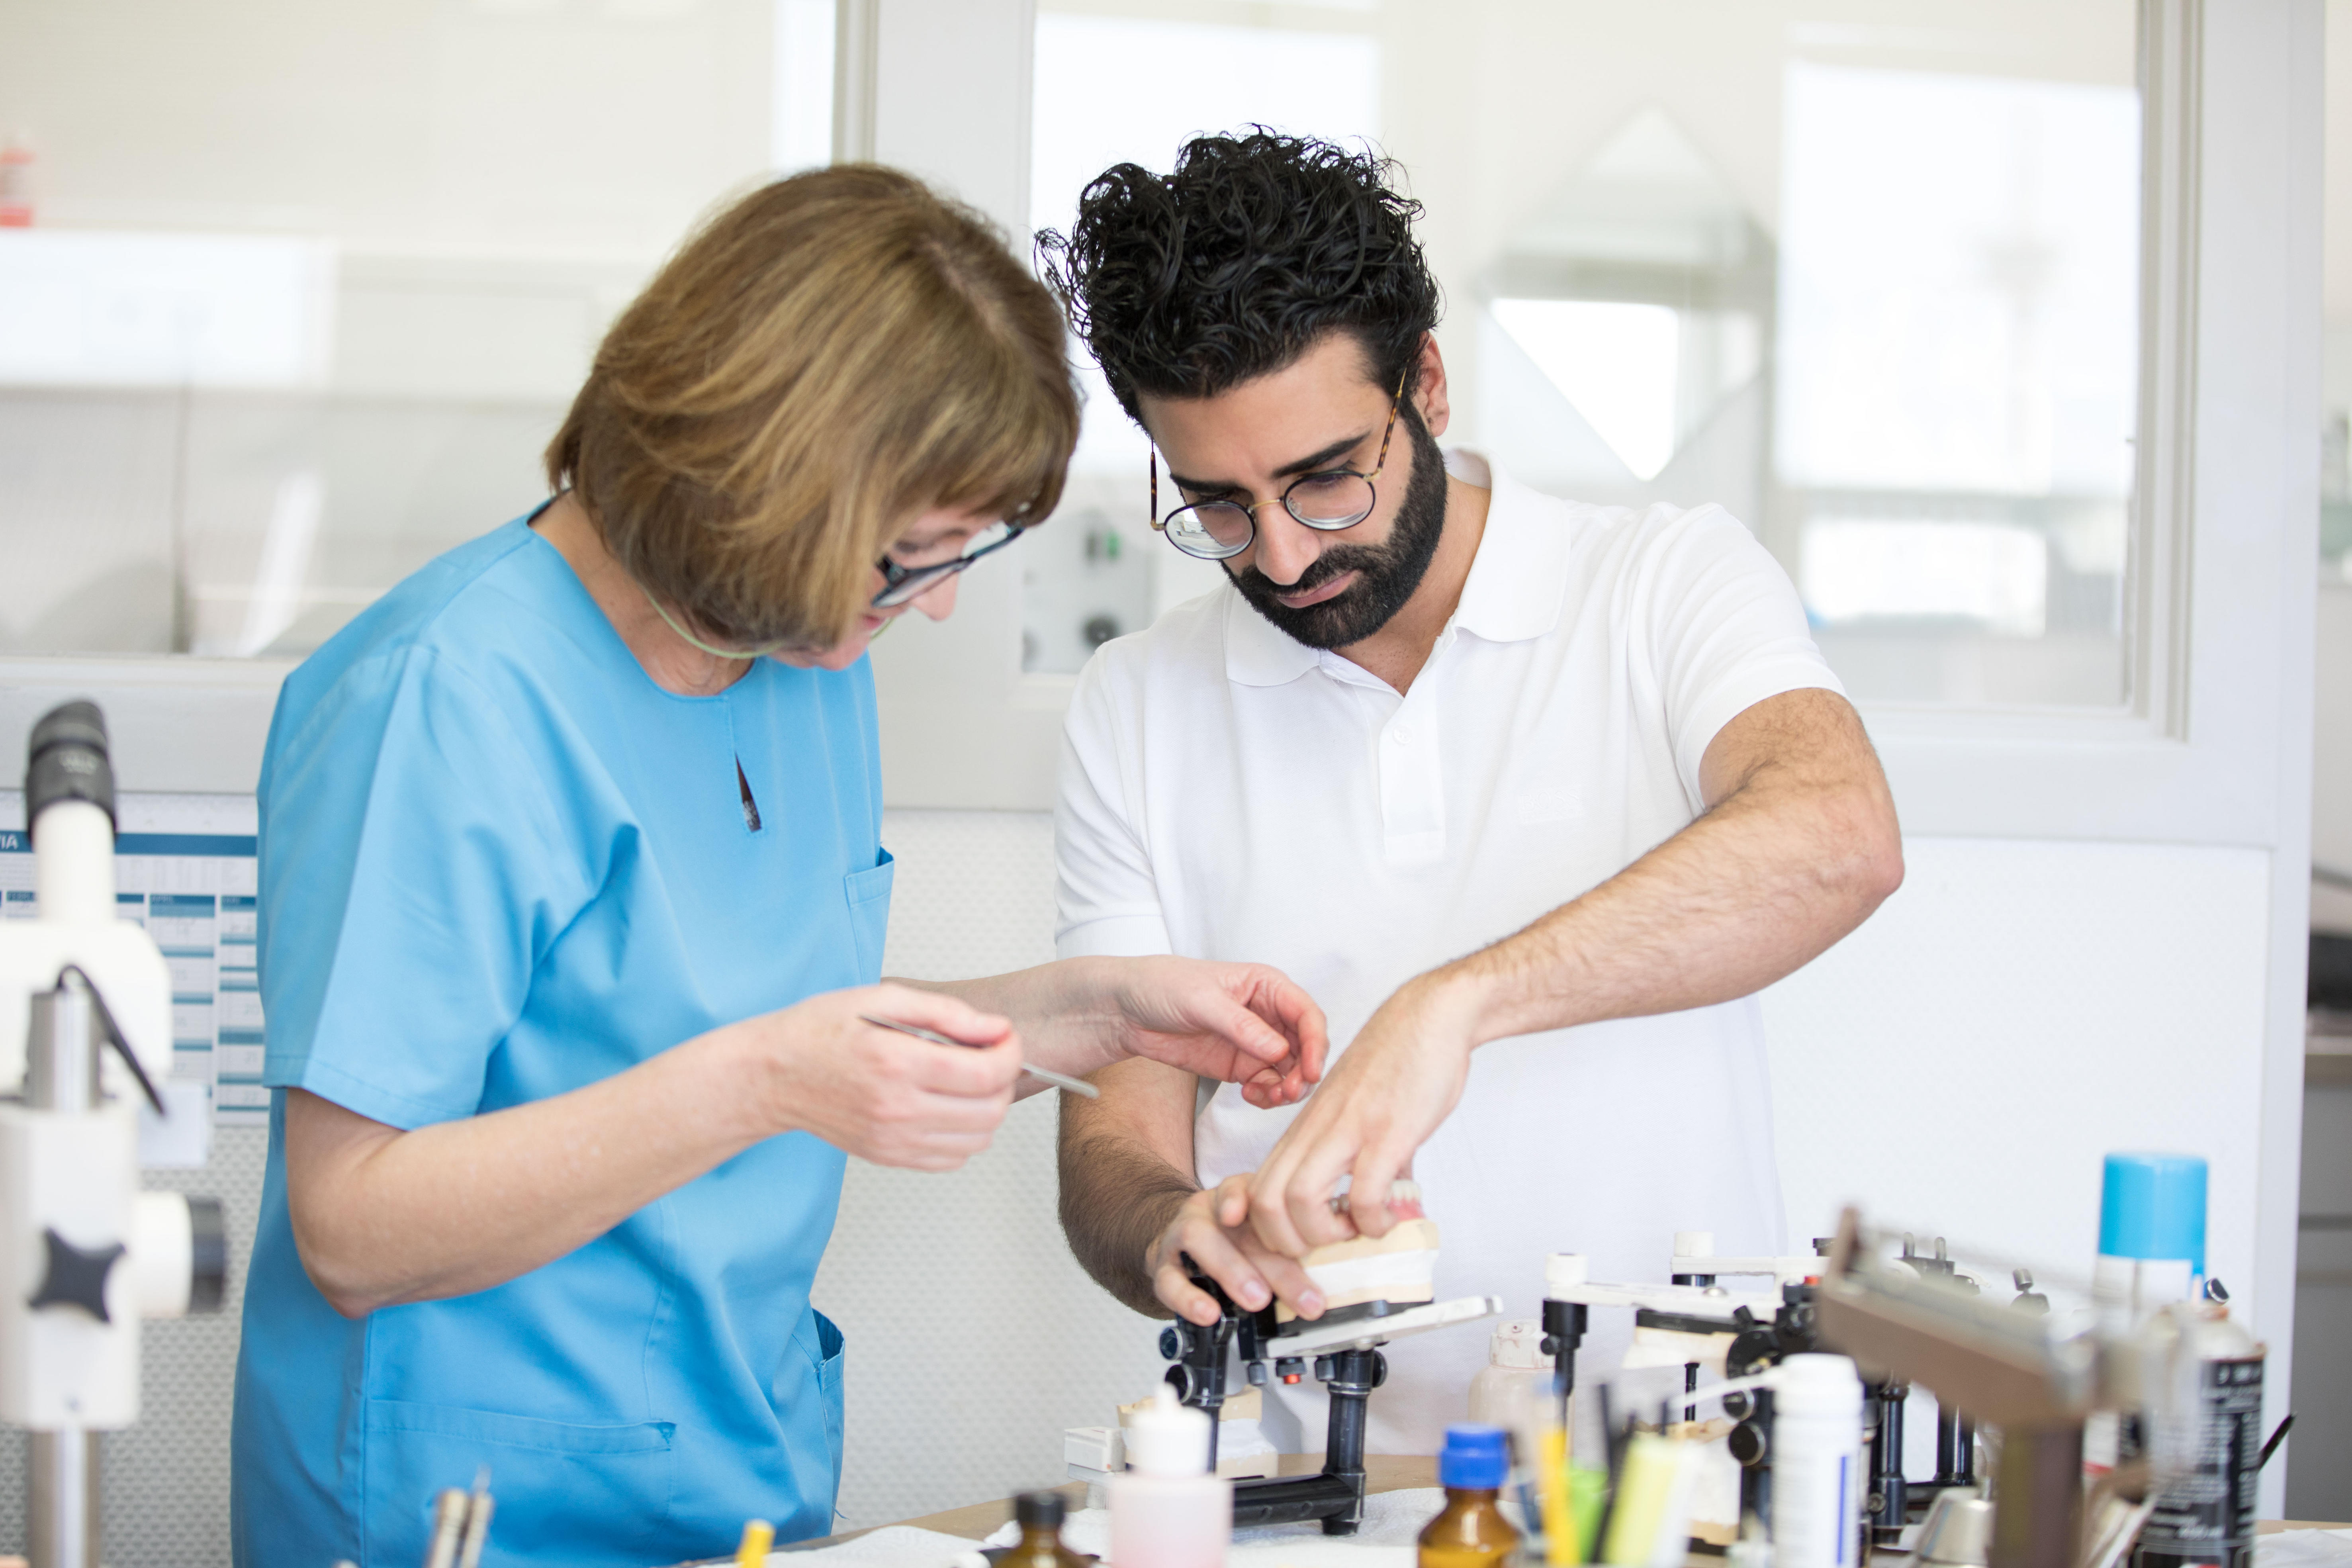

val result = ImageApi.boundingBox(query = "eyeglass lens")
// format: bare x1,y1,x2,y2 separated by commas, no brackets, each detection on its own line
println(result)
1162,471,1376,561
871,521,1021,607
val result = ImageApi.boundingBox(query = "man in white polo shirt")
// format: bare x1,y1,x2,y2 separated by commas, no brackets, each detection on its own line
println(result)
1038,132,1904,1453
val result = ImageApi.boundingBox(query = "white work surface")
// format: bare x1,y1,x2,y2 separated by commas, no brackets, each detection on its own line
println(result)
720,1506,2352,1568
767,1488,1443,1568
749,1517,2352,1568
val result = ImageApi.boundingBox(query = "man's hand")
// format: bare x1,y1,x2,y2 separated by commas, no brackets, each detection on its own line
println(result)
1243,975,1475,1257
1151,1174,1329,1326
1094,957,1327,1107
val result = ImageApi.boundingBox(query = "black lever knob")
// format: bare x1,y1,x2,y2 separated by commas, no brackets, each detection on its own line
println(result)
29,1226,125,1323
187,1196,227,1314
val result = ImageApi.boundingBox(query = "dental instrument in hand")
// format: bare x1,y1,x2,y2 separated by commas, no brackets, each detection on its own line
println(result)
857,1014,1101,1098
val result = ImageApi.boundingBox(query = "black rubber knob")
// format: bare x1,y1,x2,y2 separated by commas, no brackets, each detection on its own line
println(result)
29,1226,125,1323
186,1195,228,1315
1015,1491,1066,1529
26,700,115,829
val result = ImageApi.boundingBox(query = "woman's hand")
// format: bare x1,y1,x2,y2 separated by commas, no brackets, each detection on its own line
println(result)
1149,1174,1327,1326
1089,957,1327,1108
739,983,1022,1170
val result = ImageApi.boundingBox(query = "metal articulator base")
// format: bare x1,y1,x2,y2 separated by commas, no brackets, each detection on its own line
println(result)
1163,1273,1500,1537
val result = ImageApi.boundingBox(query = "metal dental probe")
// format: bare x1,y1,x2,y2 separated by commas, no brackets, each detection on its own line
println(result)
857,1014,1101,1098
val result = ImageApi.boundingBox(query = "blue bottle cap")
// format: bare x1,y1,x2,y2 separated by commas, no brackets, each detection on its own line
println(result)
2098,1152,2206,1273
1439,1423,1509,1490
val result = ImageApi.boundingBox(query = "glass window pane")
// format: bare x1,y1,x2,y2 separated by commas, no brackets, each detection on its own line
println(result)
0,0,830,658
1027,1,2142,708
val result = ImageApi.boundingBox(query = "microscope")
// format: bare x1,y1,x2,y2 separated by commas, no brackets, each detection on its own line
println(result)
1160,1268,1500,1533
0,702,227,1568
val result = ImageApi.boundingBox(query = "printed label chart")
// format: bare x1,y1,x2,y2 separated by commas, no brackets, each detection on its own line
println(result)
0,829,266,1127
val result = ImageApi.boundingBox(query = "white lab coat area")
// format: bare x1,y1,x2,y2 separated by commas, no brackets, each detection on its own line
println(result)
0,0,2345,1561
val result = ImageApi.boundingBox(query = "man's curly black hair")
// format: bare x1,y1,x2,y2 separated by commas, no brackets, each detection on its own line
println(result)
1036,131,1442,422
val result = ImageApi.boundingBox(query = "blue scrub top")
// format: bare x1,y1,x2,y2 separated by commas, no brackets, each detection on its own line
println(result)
231,515,893,1567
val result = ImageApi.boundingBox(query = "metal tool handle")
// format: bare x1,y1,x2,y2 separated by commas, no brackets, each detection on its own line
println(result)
856,1014,1100,1097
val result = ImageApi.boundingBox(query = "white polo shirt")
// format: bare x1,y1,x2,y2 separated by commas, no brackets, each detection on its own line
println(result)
1054,451,1844,1455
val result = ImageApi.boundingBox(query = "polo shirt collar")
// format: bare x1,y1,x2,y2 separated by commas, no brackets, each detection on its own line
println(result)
1221,589,1318,685
1221,448,1565,687
1447,451,1570,645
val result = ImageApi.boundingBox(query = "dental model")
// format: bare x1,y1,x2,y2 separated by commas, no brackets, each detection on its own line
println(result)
1279,1180,1441,1322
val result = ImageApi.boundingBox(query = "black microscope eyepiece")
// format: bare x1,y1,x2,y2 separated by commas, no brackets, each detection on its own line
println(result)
25,700,115,830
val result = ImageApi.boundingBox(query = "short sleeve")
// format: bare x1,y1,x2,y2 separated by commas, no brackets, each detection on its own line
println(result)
1645,507,1847,804
256,646,595,1130
1053,650,1174,960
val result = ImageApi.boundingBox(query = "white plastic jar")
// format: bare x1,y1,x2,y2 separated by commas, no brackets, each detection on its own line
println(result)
1768,1354,1865,1568
1468,1318,1556,1429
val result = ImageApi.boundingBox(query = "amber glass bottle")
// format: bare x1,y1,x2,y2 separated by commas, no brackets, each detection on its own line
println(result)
1006,1491,1092,1568
1419,1425,1522,1568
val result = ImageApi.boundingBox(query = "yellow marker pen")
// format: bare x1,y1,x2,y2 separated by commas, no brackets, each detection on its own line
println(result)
737,1518,775,1567
1538,1427,1576,1565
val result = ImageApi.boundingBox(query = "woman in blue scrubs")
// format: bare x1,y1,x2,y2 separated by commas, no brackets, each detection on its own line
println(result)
229,166,1325,1567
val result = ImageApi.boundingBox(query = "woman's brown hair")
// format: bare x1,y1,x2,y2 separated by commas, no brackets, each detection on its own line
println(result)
547,165,1079,651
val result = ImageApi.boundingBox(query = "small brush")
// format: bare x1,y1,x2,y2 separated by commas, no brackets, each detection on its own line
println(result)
858,1014,1100,1098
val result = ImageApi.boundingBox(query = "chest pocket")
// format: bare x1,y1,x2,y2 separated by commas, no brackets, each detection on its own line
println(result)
842,850,895,983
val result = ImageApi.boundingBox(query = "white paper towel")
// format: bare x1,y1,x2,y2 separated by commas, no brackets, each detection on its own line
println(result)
764,1488,1451,1568
2257,1529,2352,1568
980,1486,1445,1568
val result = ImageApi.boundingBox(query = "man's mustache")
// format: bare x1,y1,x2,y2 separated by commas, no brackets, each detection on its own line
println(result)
1233,545,1388,598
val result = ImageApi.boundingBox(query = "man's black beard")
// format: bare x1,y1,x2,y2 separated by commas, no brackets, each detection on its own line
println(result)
1226,407,1450,651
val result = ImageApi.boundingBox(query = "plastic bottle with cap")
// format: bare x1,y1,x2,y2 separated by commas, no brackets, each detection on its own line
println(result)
2086,1153,2207,1475
1419,1425,1520,1568
2094,1153,2207,1328
1109,1385,1231,1568
1764,1355,1865,1568
1469,1318,1555,1428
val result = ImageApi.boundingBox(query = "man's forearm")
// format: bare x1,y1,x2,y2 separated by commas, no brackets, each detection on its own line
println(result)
1432,699,1902,1045
1057,1108,1197,1318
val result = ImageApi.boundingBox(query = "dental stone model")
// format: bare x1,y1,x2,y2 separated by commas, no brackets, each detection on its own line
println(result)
1282,1180,1440,1321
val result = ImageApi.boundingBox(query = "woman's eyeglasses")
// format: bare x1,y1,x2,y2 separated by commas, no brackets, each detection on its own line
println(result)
1147,368,1409,562
872,521,1025,609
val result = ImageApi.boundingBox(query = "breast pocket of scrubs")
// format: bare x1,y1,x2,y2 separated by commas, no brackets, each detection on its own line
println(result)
842,850,895,984
362,1398,675,1565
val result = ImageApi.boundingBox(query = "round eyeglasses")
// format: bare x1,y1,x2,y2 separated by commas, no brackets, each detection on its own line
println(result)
872,520,1025,609
1148,368,1408,561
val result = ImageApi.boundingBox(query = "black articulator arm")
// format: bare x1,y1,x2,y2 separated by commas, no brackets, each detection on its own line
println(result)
1540,1295,1588,1430
1904,1238,1980,1508
1165,1266,1385,1536
1723,1267,1826,1529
